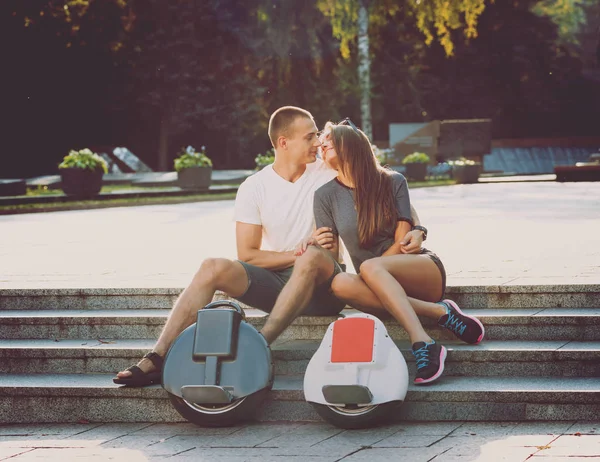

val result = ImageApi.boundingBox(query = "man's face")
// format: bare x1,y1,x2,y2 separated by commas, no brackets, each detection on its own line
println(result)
283,117,321,164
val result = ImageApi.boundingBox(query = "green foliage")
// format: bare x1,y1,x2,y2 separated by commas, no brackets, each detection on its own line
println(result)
411,0,489,56
448,157,479,166
317,0,489,58
58,148,108,173
532,0,594,45
255,148,275,168
174,146,212,172
402,152,430,164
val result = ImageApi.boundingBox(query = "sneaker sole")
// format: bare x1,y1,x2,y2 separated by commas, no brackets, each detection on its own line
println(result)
414,345,447,385
444,299,485,344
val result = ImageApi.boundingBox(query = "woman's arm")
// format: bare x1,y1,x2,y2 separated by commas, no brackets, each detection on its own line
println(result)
313,190,340,262
381,220,413,256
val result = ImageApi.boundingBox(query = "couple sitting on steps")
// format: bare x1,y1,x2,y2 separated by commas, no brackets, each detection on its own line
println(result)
114,106,485,388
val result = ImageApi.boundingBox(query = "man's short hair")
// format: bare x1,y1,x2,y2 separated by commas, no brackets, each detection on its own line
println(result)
268,106,314,147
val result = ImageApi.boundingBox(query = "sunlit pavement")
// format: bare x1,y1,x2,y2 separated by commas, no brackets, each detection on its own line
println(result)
0,420,598,461
1,181,599,289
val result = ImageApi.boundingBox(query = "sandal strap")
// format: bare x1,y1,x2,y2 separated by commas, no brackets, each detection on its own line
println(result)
143,351,164,370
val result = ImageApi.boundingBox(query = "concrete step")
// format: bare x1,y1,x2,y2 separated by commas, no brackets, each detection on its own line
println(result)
2,285,599,310
1,308,600,341
0,373,598,424
1,339,599,378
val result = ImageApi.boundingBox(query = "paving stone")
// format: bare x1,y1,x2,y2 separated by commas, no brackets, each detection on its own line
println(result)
6,447,156,461
567,421,600,435
0,448,34,460
341,447,444,462
255,422,341,448
207,422,306,448
0,423,101,437
100,434,213,456
373,433,446,447
308,425,400,451
63,423,153,443
129,423,238,437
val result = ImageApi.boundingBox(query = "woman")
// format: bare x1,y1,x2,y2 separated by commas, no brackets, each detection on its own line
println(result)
312,119,484,385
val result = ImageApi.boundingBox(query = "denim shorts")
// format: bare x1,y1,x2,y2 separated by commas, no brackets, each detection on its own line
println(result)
421,248,447,300
234,257,346,316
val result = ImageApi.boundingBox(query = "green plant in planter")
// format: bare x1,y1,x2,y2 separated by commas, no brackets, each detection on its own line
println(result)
448,157,477,166
59,148,108,173
174,145,212,172
449,157,482,184
255,148,275,170
175,146,213,190
401,152,430,164
58,148,108,198
402,152,430,181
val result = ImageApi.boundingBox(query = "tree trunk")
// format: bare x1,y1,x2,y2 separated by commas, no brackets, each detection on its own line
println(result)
357,0,372,140
158,113,170,171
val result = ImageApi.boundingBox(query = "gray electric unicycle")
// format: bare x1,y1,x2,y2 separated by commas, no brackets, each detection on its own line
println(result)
162,300,273,426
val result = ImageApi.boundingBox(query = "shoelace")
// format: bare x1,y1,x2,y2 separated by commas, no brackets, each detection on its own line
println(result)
413,345,430,370
442,311,467,336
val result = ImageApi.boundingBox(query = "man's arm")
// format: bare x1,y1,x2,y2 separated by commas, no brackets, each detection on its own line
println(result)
236,222,296,270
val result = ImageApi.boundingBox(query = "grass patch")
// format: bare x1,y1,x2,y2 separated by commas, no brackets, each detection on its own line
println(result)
0,192,238,215
408,179,455,188
26,184,194,196
3,179,455,215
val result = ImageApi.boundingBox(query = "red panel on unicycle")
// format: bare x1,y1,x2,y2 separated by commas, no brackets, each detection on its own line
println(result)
330,318,375,363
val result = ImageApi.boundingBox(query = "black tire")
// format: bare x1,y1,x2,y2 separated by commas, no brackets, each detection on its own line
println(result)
310,401,402,429
168,388,269,427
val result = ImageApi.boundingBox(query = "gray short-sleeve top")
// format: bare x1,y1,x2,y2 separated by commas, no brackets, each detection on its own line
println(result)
314,171,413,272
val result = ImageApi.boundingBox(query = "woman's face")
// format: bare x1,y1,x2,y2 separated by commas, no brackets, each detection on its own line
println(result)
319,130,340,171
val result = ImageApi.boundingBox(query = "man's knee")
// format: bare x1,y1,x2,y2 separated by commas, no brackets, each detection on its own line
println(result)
194,258,236,286
294,246,333,273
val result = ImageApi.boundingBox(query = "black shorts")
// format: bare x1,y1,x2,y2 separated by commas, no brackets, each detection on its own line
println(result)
421,248,447,300
234,257,346,316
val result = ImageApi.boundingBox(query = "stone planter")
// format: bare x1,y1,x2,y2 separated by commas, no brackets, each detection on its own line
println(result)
177,166,212,191
59,168,104,198
404,163,428,181
453,164,482,184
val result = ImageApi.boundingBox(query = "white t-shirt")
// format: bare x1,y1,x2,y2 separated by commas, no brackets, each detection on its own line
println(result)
234,159,337,252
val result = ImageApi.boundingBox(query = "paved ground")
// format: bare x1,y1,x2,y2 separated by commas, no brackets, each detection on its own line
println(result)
1,181,599,460
0,421,598,461
1,181,599,289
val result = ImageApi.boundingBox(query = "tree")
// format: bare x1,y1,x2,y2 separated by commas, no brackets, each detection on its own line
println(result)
317,0,489,139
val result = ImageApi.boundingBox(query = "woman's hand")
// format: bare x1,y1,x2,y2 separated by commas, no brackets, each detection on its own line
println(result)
294,237,319,256
400,229,424,254
312,227,335,249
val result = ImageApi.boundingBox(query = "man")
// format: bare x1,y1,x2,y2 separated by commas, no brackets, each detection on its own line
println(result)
114,106,425,386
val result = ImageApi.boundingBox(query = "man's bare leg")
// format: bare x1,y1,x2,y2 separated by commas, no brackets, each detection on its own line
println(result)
116,258,249,378
260,247,335,344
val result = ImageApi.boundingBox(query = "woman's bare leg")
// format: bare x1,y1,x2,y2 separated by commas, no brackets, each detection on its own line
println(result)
332,254,444,344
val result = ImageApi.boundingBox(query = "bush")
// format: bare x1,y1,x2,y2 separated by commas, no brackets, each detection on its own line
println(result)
58,148,108,174
448,157,478,166
174,146,212,172
255,148,275,169
402,152,430,164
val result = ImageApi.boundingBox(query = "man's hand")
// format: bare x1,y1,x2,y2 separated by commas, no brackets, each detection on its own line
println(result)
400,229,424,254
312,227,335,249
294,237,319,256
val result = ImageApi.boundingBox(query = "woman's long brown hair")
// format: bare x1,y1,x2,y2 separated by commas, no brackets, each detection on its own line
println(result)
327,122,396,248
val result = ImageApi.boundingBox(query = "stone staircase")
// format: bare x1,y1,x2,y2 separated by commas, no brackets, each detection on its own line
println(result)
0,285,599,424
